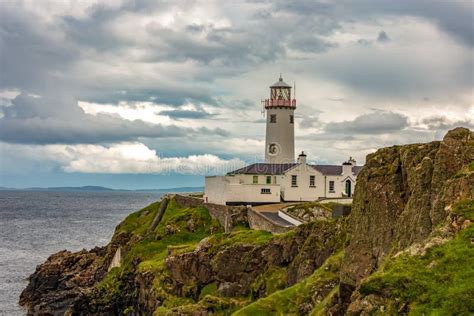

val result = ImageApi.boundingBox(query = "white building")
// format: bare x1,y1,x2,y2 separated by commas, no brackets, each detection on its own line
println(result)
204,76,362,205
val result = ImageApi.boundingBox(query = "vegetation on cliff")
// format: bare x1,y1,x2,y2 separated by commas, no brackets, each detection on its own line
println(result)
234,251,343,315
20,127,474,315
359,218,474,315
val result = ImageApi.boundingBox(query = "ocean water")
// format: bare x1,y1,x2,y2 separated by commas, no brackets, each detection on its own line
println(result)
0,191,164,315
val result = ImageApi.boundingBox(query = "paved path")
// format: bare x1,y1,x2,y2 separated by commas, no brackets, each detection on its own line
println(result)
260,211,295,227
253,203,296,213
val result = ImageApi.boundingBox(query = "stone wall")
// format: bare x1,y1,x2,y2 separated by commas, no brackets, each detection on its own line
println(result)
173,194,291,234
172,194,247,232
247,208,291,234
205,203,248,232
172,194,204,208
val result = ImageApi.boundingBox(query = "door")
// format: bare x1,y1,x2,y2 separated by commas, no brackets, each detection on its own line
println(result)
345,180,352,197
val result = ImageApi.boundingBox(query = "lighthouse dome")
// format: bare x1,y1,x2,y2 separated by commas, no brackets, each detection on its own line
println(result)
270,75,291,88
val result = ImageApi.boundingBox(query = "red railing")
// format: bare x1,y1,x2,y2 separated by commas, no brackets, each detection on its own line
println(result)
264,99,296,109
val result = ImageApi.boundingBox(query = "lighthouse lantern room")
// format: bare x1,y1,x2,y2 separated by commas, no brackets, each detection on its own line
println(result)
264,75,296,163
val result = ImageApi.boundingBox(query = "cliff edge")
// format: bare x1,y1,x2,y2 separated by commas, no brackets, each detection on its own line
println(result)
20,127,473,315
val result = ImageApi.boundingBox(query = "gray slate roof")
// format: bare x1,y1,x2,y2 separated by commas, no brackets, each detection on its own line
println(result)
312,165,363,176
228,163,297,175
228,163,363,176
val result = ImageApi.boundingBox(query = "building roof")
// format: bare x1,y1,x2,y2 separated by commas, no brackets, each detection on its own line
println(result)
270,75,291,88
228,163,297,175
311,165,363,176
228,163,363,176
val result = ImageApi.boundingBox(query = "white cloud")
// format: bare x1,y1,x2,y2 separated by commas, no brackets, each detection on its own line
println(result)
0,142,245,175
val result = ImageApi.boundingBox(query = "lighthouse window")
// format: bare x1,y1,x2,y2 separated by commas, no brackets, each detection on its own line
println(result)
266,176,272,184
290,115,294,124
261,188,271,194
291,175,297,187
253,176,258,184
310,175,315,187
270,114,277,123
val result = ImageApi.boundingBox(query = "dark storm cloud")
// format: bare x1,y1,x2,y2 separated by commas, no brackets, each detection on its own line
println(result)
346,0,474,47
142,25,285,66
0,7,78,92
377,31,390,43
83,88,218,107
421,116,474,130
0,0,472,148
0,93,224,144
325,111,409,134
272,0,474,47
288,35,338,53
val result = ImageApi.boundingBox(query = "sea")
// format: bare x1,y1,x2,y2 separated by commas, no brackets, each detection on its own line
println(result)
0,191,165,315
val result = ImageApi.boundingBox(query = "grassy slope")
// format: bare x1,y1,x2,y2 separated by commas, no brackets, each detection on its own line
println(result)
95,199,222,305
95,197,474,315
359,200,474,315
233,252,343,316
94,197,276,313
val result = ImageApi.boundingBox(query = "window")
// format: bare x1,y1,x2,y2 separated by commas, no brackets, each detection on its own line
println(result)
291,175,297,187
329,180,335,192
290,115,294,124
253,176,258,184
270,114,277,123
266,176,272,184
261,188,271,194
310,175,315,187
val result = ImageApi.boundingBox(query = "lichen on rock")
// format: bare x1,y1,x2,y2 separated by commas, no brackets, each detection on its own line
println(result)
19,127,474,315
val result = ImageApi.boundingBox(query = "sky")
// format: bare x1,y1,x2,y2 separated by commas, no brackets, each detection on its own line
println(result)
0,0,473,189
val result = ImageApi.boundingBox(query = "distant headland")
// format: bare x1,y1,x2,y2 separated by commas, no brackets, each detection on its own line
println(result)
0,186,204,193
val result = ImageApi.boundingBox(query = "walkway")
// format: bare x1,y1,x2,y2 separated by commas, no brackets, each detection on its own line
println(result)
253,202,297,213
260,211,294,227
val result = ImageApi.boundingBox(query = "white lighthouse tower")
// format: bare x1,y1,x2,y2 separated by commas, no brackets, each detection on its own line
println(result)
264,75,296,163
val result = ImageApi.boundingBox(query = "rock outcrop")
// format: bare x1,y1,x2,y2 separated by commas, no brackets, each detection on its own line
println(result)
336,127,473,313
19,127,473,315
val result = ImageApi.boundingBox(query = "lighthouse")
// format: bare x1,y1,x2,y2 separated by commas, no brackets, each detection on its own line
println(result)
264,75,296,163
204,75,362,205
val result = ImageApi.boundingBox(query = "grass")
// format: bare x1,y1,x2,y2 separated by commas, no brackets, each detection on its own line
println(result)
206,229,274,251
199,282,218,300
469,161,474,172
452,199,474,221
359,223,474,315
250,267,288,298
286,202,332,213
233,252,343,315
155,295,249,316
115,200,162,236
94,197,224,305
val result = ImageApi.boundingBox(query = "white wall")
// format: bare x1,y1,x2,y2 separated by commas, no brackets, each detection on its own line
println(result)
205,164,359,205
280,164,325,201
204,175,280,205
204,176,228,205
225,183,280,204
265,107,295,163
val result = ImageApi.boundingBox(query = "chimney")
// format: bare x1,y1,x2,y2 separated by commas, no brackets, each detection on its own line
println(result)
342,156,355,175
298,151,307,164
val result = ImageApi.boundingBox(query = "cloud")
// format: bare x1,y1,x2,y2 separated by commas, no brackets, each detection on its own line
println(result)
159,109,214,119
0,0,472,186
325,111,409,134
377,30,390,43
419,115,474,138
0,142,246,175
0,93,225,144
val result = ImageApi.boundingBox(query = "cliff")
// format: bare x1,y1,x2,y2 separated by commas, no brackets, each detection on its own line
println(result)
20,127,473,315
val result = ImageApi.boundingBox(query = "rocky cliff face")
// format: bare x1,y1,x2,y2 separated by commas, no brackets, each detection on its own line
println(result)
19,128,473,315
337,127,473,314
